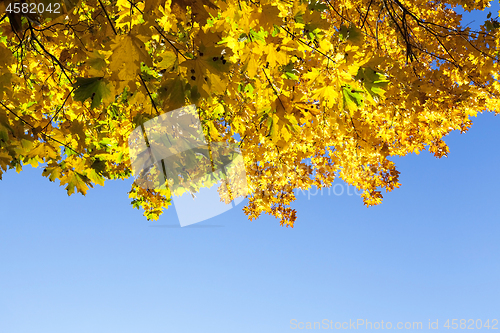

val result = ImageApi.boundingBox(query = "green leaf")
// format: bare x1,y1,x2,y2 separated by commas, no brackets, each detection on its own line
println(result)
281,63,299,80
339,24,363,45
72,77,111,109
244,83,254,95
294,11,304,24
249,29,267,42
342,85,364,113
355,67,389,103
285,72,299,80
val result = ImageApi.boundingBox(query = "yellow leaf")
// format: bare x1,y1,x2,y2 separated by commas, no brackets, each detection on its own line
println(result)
108,33,153,85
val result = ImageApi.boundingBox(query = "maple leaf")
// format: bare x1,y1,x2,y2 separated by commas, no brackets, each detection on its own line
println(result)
355,67,389,103
339,24,364,46
157,74,187,111
108,33,153,90
72,77,111,110
251,4,283,32
0,151,11,175
63,171,90,196
342,86,365,114
179,45,231,98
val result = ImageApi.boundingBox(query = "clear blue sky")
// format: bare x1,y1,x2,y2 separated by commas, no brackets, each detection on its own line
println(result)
1,5,500,333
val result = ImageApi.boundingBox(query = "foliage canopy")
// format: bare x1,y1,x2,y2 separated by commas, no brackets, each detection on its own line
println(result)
0,0,499,226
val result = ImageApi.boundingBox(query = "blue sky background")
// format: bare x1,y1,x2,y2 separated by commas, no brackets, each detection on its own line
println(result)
1,4,500,333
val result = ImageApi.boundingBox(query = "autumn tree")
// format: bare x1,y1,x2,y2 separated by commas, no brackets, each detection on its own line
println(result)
0,0,499,226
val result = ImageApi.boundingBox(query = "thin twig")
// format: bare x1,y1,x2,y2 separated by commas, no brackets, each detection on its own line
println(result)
139,74,160,115
98,0,118,35
42,88,75,133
